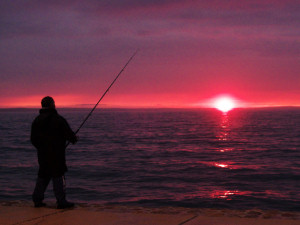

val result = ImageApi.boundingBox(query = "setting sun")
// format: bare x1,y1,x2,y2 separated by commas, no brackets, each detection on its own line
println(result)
214,96,236,113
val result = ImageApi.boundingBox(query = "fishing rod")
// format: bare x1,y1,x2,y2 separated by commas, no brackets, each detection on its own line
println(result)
66,50,139,148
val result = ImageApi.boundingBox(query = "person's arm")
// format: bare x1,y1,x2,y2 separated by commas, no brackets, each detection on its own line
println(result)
61,117,78,144
30,120,40,148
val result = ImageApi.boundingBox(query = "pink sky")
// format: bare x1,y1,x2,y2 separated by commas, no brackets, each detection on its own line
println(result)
0,0,299,108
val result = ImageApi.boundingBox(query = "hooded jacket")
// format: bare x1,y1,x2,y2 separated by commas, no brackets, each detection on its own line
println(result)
31,108,77,177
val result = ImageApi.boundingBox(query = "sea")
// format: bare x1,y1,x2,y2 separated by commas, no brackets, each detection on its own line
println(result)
0,108,300,211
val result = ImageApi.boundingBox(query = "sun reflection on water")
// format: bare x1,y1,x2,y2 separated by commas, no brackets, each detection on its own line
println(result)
214,113,231,169
215,163,229,168
219,148,233,152
216,113,231,144
211,190,252,200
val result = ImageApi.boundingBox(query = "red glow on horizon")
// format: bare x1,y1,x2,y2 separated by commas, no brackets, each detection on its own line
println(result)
0,93,300,109
0,95,88,108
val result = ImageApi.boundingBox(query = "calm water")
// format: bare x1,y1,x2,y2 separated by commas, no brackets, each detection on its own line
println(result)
0,108,300,211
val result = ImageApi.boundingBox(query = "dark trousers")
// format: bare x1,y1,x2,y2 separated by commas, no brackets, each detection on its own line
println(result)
32,176,66,204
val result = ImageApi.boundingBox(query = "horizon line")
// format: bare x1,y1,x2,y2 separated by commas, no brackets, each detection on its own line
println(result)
1,105,300,110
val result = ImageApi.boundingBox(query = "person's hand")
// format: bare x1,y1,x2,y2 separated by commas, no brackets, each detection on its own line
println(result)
71,135,78,144
74,135,79,144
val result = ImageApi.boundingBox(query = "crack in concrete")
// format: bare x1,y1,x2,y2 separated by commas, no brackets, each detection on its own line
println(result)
12,209,68,225
178,214,198,225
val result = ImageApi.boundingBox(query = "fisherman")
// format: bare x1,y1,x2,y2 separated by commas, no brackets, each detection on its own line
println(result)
31,96,78,209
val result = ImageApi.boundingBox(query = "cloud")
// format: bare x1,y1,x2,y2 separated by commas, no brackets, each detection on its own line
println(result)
1,0,299,40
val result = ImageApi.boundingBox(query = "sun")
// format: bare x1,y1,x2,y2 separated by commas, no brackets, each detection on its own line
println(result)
214,96,236,113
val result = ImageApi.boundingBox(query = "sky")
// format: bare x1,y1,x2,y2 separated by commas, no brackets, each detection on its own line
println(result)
0,0,299,108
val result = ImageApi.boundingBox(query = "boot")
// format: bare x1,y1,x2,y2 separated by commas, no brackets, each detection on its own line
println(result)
57,200,75,209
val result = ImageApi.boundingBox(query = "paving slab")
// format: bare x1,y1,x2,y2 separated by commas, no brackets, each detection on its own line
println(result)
184,215,300,225
1,204,300,225
0,205,194,225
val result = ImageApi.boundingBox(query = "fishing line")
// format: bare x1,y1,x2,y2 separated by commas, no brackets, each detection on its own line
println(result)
66,50,139,148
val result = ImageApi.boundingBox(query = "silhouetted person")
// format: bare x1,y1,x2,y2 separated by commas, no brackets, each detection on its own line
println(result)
31,96,78,209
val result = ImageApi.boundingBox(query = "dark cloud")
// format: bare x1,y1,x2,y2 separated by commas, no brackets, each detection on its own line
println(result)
1,0,299,39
